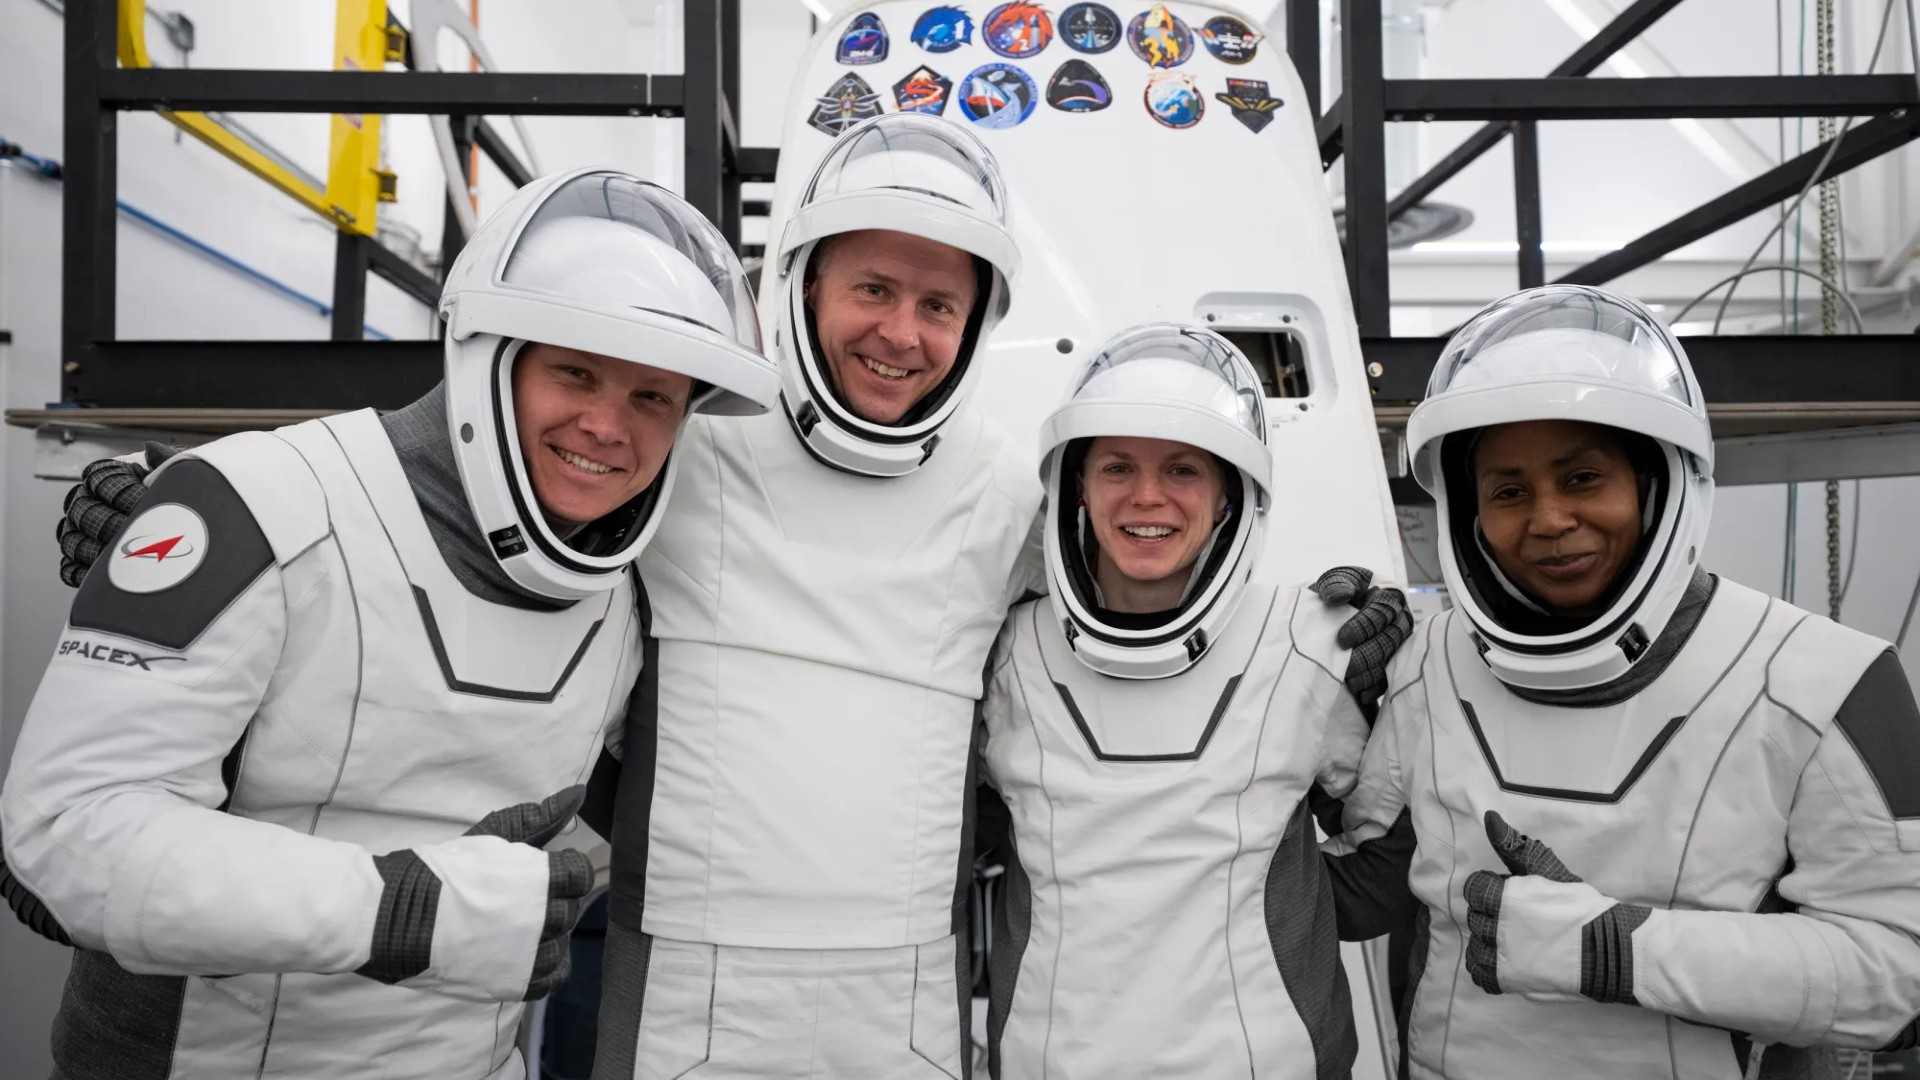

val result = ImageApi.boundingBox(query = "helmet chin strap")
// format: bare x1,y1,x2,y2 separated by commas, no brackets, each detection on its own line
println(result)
1177,507,1233,606
1075,503,1109,608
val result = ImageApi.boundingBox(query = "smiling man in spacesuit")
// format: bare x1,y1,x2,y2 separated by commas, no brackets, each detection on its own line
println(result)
1329,284,1920,1079
0,170,779,1080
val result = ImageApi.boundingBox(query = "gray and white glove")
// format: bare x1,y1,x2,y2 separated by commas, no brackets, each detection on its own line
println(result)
357,787,596,1002
56,443,176,586
1310,565,1414,717
1463,811,1649,1005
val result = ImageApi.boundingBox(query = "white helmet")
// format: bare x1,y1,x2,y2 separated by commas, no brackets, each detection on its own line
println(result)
771,113,1020,477
440,168,781,601
1039,324,1273,680
1405,284,1714,691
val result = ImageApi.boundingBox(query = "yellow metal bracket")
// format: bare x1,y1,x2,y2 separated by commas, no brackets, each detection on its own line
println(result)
119,0,393,235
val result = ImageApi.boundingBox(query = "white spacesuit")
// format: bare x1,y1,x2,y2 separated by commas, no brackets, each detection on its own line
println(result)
0,170,778,1080
1332,286,1920,1079
981,325,1371,1080
589,115,1041,1080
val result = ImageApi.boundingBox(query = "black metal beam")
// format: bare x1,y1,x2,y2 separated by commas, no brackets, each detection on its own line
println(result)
684,0,726,234
736,147,779,184
1288,0,1321,121
98,68,685,115
1317,103,1344,167
1381,75,1917,122
1388,0,1699,216
473,119,533,187
1512,121,1543,290
1341,0,1389,336
441,115,476,283
719,0,743,247
331,232,370,341
65,342,443,410
365,237,440,309
1558,108,1920,287
62,0,118,401
1364,335,1920,403
1554,0,1687,76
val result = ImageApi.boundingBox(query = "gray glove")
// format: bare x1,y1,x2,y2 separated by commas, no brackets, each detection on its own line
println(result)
1310,565,1414,717
357,787,596,1001
57,443,178,587
1463,811,1649,1004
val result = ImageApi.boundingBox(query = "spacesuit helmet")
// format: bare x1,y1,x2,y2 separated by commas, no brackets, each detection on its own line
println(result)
440,168,781,601
1038,323,1273,680
1405,284,1714,691
772,112,1020,477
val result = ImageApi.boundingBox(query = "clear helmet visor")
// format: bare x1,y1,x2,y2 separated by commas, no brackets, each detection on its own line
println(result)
501,171,762,354
801,113,1008,225
779,114,1019,285
1429,284,1691,408
1071,323,1268,443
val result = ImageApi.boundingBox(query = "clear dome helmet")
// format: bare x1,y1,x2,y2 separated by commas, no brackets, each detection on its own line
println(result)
771,112,1021,477
1404,284,1715,691
440,167,781,601
1039,323,1274,680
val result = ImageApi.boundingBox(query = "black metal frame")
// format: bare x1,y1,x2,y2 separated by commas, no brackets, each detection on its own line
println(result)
1297,0,1920,404
61,0,774,410
59,0,1920,410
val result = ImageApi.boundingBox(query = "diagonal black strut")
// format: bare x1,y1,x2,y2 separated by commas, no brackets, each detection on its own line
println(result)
1556,107,1920,287
1318,0,1686,203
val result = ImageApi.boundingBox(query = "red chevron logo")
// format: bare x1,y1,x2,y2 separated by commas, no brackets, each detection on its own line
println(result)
122,534,188,562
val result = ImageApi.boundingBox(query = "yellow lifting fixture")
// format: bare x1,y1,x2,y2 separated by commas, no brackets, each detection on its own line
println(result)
118,0,402,236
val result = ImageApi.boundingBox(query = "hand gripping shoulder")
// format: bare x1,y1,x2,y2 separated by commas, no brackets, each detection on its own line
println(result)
67,429,325,652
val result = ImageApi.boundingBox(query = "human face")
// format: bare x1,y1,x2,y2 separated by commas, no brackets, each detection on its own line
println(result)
804,229,978,425
1473,420,1644,614
511,342,694,531
1081,436,1229,613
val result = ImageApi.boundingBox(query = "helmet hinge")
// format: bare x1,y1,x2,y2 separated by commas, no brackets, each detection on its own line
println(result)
1063,620,1079,649
1469,631,1490,658
489,525,529,559
920,433,942,464
1184,629,1209,662
795,400,820,436
1617,624,1651,662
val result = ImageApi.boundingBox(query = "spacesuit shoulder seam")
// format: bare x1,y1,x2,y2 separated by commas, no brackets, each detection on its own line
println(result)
1765,607,1890,737
1280,585,1351,693
180,426,333,566
1380,613,1437,708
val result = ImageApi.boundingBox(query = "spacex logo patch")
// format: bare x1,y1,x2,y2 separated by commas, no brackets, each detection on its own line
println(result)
109,502,209,594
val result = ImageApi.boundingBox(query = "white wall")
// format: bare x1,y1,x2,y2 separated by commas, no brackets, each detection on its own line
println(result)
0,160,74,1080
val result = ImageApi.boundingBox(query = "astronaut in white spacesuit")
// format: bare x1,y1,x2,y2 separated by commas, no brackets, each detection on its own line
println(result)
579,112,1041,1080
0,169,779,1080
980,323,1390,1080
1328,284,1920,1079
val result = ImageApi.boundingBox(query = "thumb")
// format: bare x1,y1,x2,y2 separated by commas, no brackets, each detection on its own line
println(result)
1483,810,1582,884
144,442,185,471
1312,565,1375,606
466,785,588,846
